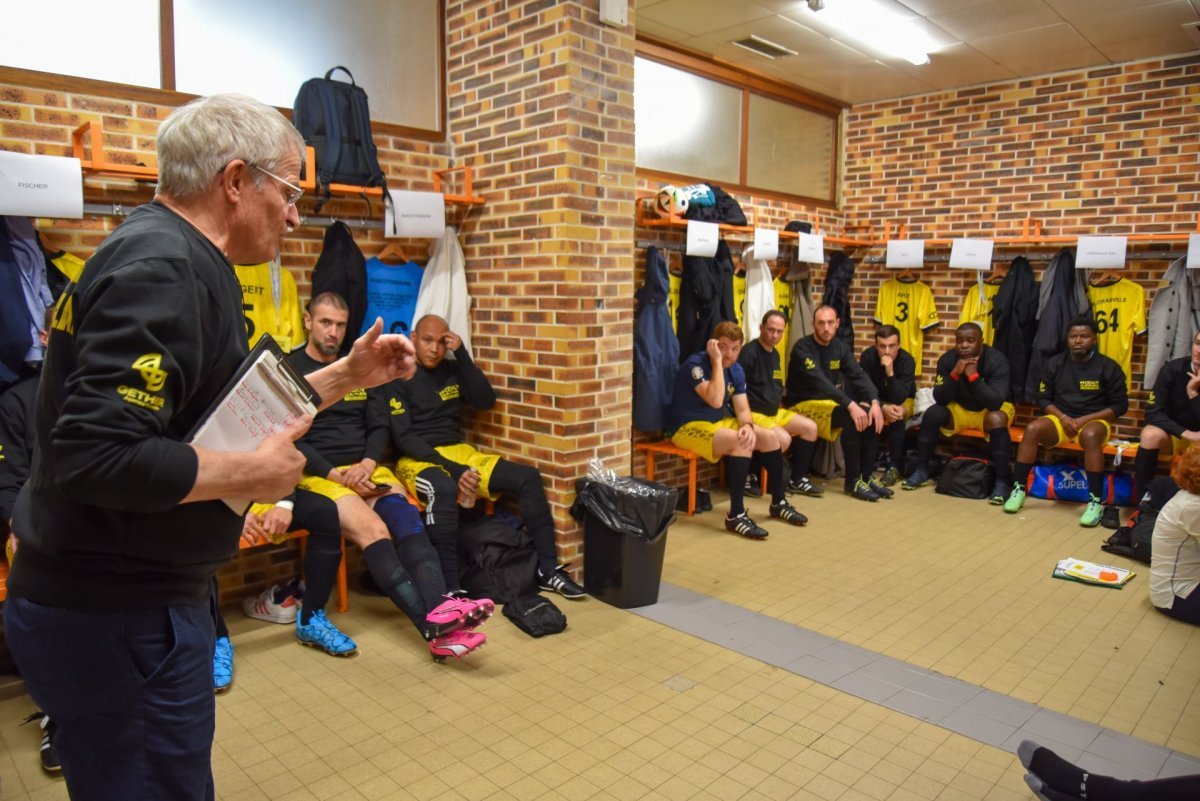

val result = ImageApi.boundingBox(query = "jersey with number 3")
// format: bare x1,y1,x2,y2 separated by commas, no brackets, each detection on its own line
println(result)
874,278,940,376
1086,278,1146,386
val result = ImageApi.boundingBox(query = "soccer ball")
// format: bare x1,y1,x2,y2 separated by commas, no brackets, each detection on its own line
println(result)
655,185,688,217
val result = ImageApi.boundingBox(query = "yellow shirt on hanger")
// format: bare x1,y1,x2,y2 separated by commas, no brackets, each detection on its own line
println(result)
667,270,682,334
732,271,747,330
1086,277,1146,386
958,282,1001,345
874,277,940,376
234,262,306,352
774,274,792,383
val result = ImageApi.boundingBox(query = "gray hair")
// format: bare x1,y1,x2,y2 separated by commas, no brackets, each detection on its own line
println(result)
156,94,305,198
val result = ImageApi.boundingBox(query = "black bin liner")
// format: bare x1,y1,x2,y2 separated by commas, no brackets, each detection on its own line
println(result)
572,477,677,609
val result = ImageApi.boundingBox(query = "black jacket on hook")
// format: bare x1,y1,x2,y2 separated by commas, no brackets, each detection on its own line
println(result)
822,251,857,349
633,247,680,433
991,256,1039,403
311,221,367,354
677,239,735,360
1027,247,1089,401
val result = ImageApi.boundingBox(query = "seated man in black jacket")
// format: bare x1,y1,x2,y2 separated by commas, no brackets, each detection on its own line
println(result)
859,325,916,487
904,322,1014,503
1135,331,1200,498
786,305,887,501
1004,317,1128,527
384,314,587,598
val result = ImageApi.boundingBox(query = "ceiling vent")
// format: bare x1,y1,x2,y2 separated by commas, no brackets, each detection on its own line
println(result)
731,35,797,60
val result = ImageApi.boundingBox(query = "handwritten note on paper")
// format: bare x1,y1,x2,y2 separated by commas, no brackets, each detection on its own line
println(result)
1076,236,1127,269
385,189,447,239
886,239,924,269
686,220,719,257
795,233,825,264
752,228,779,261
949,238,995,270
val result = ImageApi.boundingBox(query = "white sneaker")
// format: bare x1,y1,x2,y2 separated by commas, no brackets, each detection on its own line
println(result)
242,584,300,624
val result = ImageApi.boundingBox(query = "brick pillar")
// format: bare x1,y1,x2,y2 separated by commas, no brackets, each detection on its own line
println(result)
446,1,637,568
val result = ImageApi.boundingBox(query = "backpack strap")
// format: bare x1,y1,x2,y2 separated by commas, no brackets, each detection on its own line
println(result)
325,66,356,84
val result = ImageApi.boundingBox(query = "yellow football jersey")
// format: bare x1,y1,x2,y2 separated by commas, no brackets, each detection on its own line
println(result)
1086,278,1146,385
667,270,682,334
874,278,940,376
773,274,792,383
733,271,747,330
49,251,86,283
235,262,306,352
958,282,1002,345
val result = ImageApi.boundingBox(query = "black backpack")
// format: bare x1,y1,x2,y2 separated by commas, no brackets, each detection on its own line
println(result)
503,595,567,638
1102,476,1180,564
457,515,538,604
935,457,994,500
293,67,386,206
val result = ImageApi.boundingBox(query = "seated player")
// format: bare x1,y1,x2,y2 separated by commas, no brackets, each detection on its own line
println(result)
735,310,814,523
859,325,916,486
786,305,888,501
903,322,1014,503
667,321,803,539
383,314,587,598
1004,317,1128,526
290,293,492,660
1135,331,1200,498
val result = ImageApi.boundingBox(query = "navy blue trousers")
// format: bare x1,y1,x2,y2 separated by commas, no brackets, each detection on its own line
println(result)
5,596,216,800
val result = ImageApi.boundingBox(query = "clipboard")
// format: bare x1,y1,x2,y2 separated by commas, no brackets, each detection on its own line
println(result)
186,335,319,513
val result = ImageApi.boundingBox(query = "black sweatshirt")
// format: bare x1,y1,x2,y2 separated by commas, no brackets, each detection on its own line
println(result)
1146,356,1200,436
8,202,248,611
859,346,916,406
287,348,387,475
0,375,37,529
785,335,877,407
930,345,1010,412
382,347,495,481
1036,350,1128,418
737,340,783,415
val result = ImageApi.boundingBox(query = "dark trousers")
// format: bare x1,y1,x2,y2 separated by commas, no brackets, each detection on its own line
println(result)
832,405,878,485
882,419,907,471
1158,587,1200,626
5,596,216,801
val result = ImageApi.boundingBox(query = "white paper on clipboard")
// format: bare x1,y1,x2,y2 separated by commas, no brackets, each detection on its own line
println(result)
187,339,318,513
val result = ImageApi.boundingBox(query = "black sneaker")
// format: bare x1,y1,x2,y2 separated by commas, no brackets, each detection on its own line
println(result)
725,512,769,540
880,466,901,487
744,474,763,498
988,480,1009,506
1100,505,1121,530
22,712,60,772
902,468,930,490
867,478,894,499
845,479,880,502
769,499,807,526
538,564,588,599
786,476,825,497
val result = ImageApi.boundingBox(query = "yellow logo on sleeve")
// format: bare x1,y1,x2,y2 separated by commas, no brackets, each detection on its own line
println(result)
804,358,816,370
389,397,406,415
133,353,167,392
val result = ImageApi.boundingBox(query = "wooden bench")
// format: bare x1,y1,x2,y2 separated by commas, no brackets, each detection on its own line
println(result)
635,440,700,515
238,529,349,614
954,426,1152,462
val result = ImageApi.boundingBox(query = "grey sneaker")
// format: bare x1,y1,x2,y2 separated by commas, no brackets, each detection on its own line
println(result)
902,468,930,490
880,466,901,486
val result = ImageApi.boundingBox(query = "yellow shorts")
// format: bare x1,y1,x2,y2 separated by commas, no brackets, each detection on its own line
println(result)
396,443,503,501
1044,416,1112,448
669,418,741,463
750,409,797,429
788,399,842,441
299,465,403,502
942,402,1016,439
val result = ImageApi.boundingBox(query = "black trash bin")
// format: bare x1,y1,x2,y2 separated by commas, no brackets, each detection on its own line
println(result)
571,477,677,609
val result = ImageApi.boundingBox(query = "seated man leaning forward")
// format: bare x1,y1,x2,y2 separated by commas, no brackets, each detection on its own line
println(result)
384,314,587,598
786,305,889,501
1135,331,1200,499
858,324,916,487
903,322,1015,504
1004,315,1128,527
667,321,806,540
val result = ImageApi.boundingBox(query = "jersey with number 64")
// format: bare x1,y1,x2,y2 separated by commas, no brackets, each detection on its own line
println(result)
1086,278,1146,387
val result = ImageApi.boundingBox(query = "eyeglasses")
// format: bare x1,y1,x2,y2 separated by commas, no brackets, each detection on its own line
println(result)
250,164,304,207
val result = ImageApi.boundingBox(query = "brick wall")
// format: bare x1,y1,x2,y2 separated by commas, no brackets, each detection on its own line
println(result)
445,0,637,566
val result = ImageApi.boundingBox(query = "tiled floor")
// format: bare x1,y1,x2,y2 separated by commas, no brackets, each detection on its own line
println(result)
2,476,1198,800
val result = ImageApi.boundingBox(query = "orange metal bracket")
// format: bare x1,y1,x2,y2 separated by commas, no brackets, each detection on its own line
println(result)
72,121,157,180
433,166,485,205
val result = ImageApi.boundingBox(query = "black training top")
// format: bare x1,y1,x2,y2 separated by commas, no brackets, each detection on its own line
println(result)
737,340,783,415
1146,356,1200,436
8,202,248,611
0,375,37,527
288,348,387,475
859,346,916,406
930,345,1010,412
1036,350,1128,418
785,335,878,407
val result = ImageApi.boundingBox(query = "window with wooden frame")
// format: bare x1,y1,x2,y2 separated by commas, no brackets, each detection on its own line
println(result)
635,40,843,207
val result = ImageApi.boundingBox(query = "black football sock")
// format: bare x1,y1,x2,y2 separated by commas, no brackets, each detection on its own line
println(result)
915,405,950,470
300,534,342,626
394,533,448,612
1026,744,1086,797
725,455,750,517
1014,461,1034,487
790,438,815,479
363,539,427,632
1133,447,1158,500
761,449,785,504
988,427,1013,484
1086,470,1106,500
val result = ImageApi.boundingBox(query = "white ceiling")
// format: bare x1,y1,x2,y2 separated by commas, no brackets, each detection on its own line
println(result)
635,0,1200,105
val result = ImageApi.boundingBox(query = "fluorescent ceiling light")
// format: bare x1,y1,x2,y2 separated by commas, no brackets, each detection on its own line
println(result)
799,0,941,65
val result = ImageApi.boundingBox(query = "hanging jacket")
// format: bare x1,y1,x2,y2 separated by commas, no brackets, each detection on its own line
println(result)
311,221,367,354
785,259,815,350
677,239,735,360
632,247,680,433
4,217,53,365
740,243,776,342
0,228,34,390
1145,256,1200,389
1028,248,1090,401
683,183,747,226
990,256,1039,403
413,225,473,355
822,251,856,349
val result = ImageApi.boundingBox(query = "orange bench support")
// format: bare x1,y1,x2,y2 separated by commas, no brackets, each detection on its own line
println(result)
239,529,348,614
636,440,699,516
0,558,7,603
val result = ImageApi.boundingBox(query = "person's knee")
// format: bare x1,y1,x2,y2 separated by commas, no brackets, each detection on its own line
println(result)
791,416,817,440
1140,425,1169,449
983,411,1008,432
753,426,781,452
1079,424,1107,450
922,404,951,430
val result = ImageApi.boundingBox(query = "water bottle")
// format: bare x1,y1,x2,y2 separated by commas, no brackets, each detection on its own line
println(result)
460,467,479,509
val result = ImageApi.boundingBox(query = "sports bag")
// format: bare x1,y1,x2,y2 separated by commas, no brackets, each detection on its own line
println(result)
503,594,567,638
1102,476,1179,563
1027,464,1133,505
935,456,994,500
293,67,386,202
457,515,538,604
